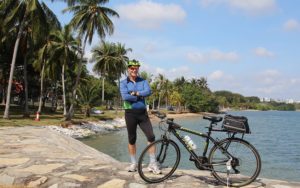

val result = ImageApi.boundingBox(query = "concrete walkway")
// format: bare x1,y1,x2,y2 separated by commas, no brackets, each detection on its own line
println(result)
0,126,299,188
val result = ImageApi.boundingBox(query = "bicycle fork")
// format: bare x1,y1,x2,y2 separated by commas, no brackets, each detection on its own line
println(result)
156,140,169,164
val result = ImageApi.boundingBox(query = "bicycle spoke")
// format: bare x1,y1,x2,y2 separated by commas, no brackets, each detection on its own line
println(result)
138,139,180,183
209,138,261,187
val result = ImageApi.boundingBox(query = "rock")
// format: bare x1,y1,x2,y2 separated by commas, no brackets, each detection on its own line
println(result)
97,179,126,188
16,163,65,174
129,182,147,188
0,158,30,166
0,174,15,185
48,183,59,188
63,182,81,187
27,176,47,187
63,174,90,182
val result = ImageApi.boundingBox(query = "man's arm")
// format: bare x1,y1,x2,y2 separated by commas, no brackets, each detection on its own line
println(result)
120,81,137,101
137,80,151,97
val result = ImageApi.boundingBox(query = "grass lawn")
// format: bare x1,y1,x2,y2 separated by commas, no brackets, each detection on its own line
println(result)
0,104,124,127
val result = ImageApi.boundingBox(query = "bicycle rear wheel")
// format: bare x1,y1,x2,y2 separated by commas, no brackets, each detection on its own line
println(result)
138,139,180,183
208,138,261,187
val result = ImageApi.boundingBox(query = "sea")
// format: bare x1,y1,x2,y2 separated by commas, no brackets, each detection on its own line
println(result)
79,111,300,182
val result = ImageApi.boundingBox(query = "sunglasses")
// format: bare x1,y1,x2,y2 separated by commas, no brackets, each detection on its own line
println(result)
129,67,139,71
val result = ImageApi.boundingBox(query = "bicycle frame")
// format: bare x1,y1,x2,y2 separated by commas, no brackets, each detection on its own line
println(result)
163,119,236,170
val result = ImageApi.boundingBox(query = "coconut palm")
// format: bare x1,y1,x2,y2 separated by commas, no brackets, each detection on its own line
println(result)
156,74,166,110
2,0,56,119
169,90,183,112
63,0,119,120
91,42,119,104
162,79,172,108
76,80,100,117
32,40,52,114
113,43,131,109
49,25,79,116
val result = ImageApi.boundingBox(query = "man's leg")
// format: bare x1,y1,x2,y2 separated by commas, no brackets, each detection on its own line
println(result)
125,111,138,172
138,113,161,174
128,143,137,164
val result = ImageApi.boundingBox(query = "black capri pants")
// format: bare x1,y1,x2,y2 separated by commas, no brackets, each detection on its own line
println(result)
125,109,155,145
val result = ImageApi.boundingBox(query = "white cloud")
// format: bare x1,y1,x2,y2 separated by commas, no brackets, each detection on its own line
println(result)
208,70,234,81
262,69,280,77
187,49,239,63
254,47,274,57
199,0,278,15
283,19,300,31
141,64,191,80
116,0,186,29
209,70,224,80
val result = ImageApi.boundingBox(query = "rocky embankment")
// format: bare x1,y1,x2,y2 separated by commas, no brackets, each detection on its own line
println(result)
48,118,126,138
1,126,300,188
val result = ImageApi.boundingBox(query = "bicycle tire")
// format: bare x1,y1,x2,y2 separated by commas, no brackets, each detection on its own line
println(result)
138,139,181,183
208,138,261,187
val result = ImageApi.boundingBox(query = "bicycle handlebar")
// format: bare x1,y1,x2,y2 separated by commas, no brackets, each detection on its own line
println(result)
152,110,167,119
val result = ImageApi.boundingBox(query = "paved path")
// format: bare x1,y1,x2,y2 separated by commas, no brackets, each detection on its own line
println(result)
0,126,299,188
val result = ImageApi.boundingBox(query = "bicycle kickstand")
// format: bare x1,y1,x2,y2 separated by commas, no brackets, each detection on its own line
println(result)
226,158,232,188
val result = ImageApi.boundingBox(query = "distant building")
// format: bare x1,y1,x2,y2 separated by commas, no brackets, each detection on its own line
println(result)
286,99,294,104
260,97,271,102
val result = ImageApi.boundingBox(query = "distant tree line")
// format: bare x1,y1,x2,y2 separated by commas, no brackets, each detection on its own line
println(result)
214,90,296,111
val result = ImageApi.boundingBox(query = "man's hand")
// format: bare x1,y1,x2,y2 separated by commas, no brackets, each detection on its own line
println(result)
130,91,140,96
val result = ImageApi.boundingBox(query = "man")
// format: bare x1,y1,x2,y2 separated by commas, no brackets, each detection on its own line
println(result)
120,60,161,174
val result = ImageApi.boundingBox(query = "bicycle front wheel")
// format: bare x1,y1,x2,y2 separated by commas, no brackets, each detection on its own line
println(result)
208,138,261,187
138,139,180,183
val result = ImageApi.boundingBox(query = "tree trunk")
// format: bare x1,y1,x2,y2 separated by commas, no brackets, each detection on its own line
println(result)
3,17,26,119
23,56,30,117
85,107,90,117
37,62,45,113
102,76,105,104
115,76,120,114
165,97,168,108
66,36,87,120
158,93,161,110
51,83,56,112
1,80,6,105
62,64,67,116
152,99,155,110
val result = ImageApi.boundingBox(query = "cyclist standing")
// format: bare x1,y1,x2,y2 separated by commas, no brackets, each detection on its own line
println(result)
120,60,161,174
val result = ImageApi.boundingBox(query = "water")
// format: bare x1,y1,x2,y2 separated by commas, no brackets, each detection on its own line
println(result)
79,111,300,182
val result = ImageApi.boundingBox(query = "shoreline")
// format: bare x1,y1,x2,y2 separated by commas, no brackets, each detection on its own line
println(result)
49,112,207,138
1,126,299,187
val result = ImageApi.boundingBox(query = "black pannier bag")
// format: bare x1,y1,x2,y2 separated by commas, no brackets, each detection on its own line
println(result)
222,115,250,134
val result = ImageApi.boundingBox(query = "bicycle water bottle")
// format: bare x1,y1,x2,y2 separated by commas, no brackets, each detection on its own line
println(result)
183,135,197,150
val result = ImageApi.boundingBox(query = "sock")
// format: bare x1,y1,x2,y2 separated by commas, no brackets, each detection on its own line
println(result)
149,153,156,164
130,155,136,164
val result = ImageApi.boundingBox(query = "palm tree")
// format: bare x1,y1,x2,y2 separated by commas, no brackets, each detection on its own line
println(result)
63,0,119,120
113,43,131,109
140,71,153,83
33,41,52,114
169,90,183,112
198,77,209,90
162,79,172,108
92,42,116,104
76,80,100,117
156,74,166,110
2,0,55,119
49,25,79,116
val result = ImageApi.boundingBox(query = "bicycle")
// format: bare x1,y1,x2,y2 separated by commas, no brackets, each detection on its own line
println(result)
137,111,261,187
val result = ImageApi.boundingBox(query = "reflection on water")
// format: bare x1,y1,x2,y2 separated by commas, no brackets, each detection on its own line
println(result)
79,111,300,182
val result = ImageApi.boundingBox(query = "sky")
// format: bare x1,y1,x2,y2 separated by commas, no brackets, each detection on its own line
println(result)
45,0,300,101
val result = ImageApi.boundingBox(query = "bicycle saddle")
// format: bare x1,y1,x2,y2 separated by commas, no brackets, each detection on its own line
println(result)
203,116,223,123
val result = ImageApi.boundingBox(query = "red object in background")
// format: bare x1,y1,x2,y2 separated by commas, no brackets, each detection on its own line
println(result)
35,112,40,121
